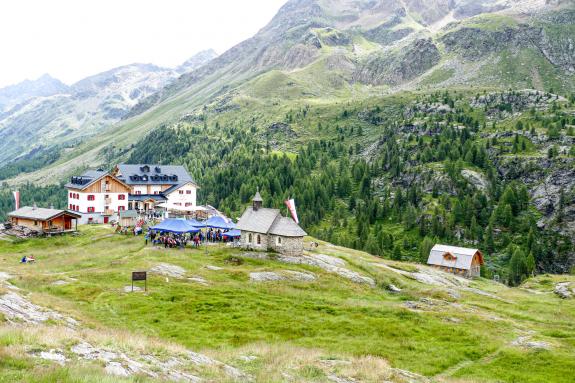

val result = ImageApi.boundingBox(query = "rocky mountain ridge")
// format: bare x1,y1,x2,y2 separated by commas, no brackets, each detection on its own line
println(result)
0,50,217,166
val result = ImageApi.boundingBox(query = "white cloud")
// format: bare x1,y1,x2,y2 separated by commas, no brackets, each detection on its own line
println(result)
0,0,286,87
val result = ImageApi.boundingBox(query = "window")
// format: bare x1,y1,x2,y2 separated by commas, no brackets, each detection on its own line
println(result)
87,207,95,213
257,235,261,245
69,192,73,198
105,195,109,198
69,204,73,209
34,220,38,226
248,233,252,243
118,194,126,200
87,195,95,201
185,203,193,207
135,191,141,195
186,190,191,194
277,236,282,245
174,202,182,206
118,206,125,211
179,190,184,194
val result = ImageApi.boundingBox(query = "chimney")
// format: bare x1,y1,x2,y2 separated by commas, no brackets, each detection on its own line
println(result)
32,203,37,210
252,188,263,211
50,204,54,209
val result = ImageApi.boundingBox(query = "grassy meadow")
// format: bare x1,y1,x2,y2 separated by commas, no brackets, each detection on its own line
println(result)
0,225,574,382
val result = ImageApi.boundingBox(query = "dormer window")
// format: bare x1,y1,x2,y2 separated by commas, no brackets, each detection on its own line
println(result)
140,165,150,173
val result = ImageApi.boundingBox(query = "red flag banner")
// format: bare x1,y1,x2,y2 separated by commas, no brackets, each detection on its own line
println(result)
284,198,299,224
13,190,20,210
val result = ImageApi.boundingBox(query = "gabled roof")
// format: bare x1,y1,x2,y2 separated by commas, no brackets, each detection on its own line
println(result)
427,244,483,270
236,207,280,234
236,206,306,237
115,164,195,186
65,170,130,191
269,216,307,237
9,206,81,220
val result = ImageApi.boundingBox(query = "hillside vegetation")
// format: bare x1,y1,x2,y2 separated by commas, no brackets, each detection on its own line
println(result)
0,226,574,382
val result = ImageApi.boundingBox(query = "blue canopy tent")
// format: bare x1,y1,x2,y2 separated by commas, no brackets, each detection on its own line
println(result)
222,229,241,238
186,218,204,228
150,219,200,233
204,216,236,230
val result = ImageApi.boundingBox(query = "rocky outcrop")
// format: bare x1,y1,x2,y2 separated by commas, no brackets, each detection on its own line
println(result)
240,252,375,286
554,282,574,299
150,263,187,278
354,39,441,85
0,292,78,327
249,270,317,282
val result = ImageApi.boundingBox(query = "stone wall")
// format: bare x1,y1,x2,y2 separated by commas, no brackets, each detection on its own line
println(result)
270,235,304,256
239,231,304,256
239,230,269,251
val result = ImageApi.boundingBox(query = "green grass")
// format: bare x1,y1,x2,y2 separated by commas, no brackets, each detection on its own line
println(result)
1,226,574,382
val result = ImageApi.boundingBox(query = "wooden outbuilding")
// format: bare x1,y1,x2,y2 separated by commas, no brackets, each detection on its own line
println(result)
427,244,484,278
8,206,81,234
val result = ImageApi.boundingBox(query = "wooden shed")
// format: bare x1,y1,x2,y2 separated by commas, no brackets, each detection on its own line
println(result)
427,244,484,278
8,206,81,234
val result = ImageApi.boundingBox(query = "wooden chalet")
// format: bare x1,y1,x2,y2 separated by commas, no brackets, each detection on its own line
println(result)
8,206,81,234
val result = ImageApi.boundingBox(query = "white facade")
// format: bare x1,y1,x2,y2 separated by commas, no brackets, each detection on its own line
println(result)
132,185,163,195
68,191,129,223
164,183,197,211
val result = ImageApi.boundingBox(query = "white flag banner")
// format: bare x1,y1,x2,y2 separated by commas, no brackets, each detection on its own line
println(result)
13,190,20,210
284,198,299,224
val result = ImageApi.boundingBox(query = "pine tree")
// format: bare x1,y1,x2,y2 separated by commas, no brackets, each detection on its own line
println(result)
420,237,434,263
392,243,402,260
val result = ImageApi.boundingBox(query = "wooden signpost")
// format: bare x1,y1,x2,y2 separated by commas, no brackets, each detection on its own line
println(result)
132,271,147,292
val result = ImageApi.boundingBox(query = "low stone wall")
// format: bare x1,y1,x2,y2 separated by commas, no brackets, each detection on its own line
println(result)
270,235,304,256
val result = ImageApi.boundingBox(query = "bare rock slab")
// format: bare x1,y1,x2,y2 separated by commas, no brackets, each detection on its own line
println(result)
150,263,187,278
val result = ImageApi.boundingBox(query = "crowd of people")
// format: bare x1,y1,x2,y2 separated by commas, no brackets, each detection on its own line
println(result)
144,227,237,249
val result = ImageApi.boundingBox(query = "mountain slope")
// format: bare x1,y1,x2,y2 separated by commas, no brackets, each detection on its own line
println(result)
1,227,574,383
0,74,69,113
0,50,216,167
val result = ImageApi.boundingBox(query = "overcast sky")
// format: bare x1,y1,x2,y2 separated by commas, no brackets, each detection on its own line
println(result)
0,0,286,88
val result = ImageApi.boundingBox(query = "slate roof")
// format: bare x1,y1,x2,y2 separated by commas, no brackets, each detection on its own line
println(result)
236,207,306,237
236,207,280,234
9,206,81,220
116,164,195,186
427,244,482,270
162,181,198,195
128,194,168,202
269,216,307,237
64,170,108,190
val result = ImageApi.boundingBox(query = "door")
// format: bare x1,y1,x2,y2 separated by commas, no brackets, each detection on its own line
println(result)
104,216,109,224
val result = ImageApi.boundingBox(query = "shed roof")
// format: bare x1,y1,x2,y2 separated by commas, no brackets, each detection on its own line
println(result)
128,194,167,202
119,210,138,218
9,206,81,221
427,244,483,270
